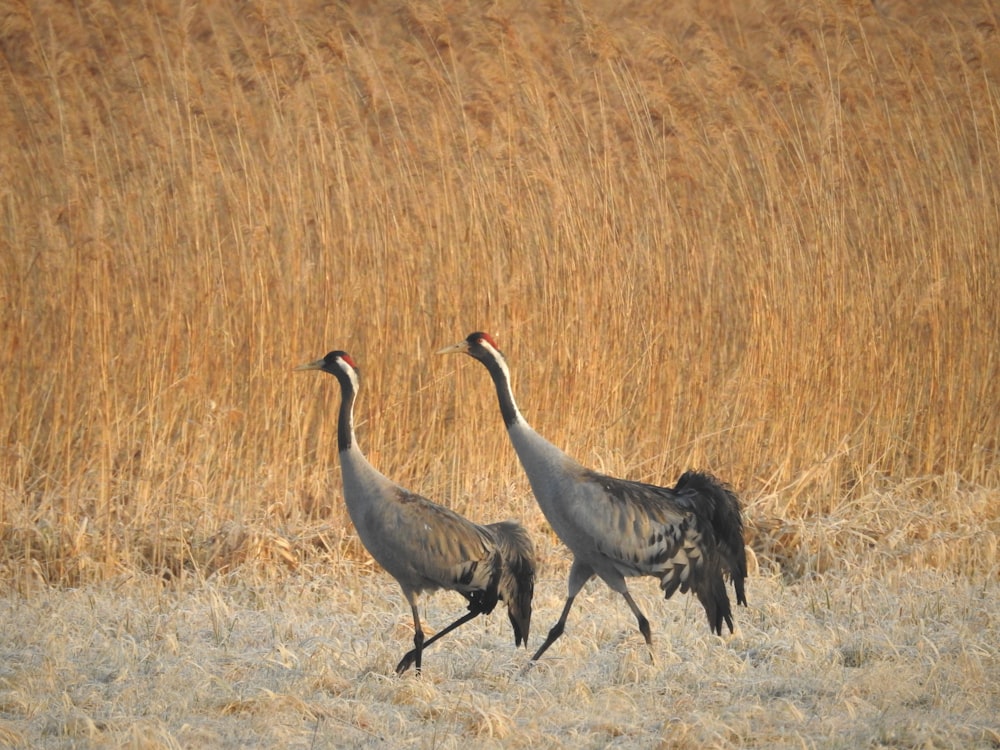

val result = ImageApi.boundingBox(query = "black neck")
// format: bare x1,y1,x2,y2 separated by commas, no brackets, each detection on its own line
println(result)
483,355,520,429
334,371,356,452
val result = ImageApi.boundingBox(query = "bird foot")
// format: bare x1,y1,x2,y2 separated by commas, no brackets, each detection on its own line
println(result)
516,658,540,679
395,650,419,675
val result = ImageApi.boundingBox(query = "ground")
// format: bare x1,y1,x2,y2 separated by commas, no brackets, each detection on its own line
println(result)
2,557,997,749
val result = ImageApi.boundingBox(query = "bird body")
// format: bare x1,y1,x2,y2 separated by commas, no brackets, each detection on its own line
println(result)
296,350,534,674
339,449,493,597
439,332,746,663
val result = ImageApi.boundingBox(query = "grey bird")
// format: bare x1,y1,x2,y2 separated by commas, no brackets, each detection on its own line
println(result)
437,332,747,664
296,350,535,675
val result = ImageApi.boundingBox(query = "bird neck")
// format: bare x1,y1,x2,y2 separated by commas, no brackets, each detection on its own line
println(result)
336,376,357,453
481,352,583,482
483,353,523,429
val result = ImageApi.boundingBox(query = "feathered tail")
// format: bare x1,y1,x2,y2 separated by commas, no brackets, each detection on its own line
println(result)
674,471,748,634
485,520,536,647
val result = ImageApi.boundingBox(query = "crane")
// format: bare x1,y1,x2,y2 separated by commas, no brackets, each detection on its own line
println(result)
296,350,535,674
437,332,746,664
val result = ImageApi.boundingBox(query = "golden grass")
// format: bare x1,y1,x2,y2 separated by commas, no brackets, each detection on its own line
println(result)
0,0,998,602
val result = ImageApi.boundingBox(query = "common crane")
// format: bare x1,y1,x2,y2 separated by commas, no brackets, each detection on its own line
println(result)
296,350,535,674
437,332,746,664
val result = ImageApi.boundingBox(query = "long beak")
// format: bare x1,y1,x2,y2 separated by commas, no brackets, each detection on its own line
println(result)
294,358,326,371
436,340,469,356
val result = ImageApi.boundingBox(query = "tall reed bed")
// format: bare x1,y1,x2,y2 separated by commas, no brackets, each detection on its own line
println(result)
1,0,997,586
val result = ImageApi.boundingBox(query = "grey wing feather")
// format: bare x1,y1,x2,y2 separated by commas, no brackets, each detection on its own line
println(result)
582,472,711,586
583,470,744,634
384,487,497,593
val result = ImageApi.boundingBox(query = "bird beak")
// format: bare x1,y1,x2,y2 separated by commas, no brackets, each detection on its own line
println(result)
436,340,469,356
294,358,325,371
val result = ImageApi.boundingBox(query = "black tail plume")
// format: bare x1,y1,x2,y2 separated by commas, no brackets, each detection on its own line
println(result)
485,520,536,647
675,471,748,632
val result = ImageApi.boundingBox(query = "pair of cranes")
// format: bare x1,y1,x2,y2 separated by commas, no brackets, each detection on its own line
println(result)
296,332,747,675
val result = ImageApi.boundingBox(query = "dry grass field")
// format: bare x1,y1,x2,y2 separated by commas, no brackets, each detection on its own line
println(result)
1,0,999,746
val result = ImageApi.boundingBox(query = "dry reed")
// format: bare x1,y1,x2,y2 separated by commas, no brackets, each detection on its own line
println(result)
1,0,998,585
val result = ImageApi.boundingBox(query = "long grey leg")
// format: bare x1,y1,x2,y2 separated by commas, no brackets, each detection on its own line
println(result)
530,560,594,663
620,589,656,664
396,597,426,676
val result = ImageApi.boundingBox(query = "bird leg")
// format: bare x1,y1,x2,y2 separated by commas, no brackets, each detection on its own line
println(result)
396,602,426,676
528,561,594,666
620,590,656,665
394,609,482,675
529,594,577,662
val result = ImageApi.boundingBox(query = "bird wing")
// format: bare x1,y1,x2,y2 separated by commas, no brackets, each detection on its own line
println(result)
578,471,708,580
376,487,500,594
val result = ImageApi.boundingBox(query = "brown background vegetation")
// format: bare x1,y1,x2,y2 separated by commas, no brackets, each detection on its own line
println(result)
2,0,998,584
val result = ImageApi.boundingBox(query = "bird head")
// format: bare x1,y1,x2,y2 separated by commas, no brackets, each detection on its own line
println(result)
436,332,503,361
295,350,359,378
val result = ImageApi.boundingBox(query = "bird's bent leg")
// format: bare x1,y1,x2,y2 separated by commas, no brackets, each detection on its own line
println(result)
620,589,655,664
530,594,575,662
395,609,481,675
620,590,653,646
530,561,593,663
